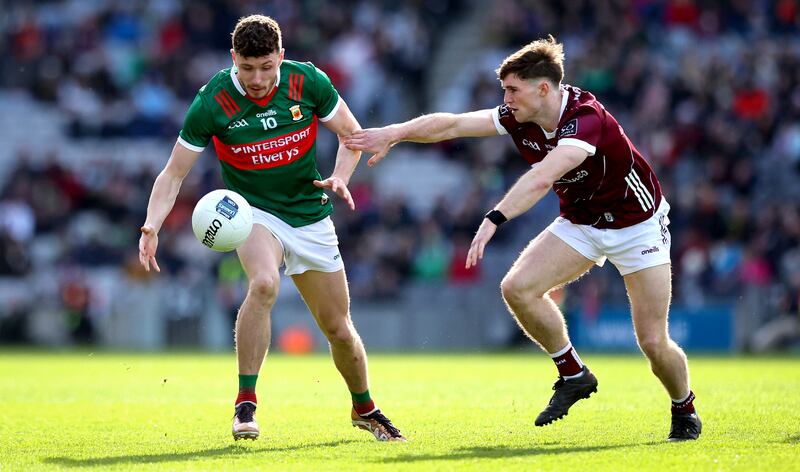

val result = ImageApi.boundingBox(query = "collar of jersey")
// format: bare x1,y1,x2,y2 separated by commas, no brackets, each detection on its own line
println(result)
229,64,282,106
539,85,569,140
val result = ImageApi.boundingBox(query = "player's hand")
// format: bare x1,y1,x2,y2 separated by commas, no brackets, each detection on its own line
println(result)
342,128,394,167
313,176,355,210
465,219,498,269
138,225,161,272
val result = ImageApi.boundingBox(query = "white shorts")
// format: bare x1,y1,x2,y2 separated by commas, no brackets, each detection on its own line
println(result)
251,208,344,276
546,199,672,276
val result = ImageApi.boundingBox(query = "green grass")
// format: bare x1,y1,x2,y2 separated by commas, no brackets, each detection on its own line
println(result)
0,352,798,471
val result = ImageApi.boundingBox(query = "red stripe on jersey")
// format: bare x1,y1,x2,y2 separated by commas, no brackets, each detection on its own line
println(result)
221,89,240,113
217,92,237,117
214,93,233,118
245,84,278,107
289,73,296,100
296,74,304,101
213,119,318,170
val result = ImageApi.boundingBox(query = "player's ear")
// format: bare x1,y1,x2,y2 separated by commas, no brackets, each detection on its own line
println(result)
230,49,237,67
278,48,285,65
538,79,550,96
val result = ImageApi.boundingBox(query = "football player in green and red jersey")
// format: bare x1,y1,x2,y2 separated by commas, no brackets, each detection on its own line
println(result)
138,15,405,442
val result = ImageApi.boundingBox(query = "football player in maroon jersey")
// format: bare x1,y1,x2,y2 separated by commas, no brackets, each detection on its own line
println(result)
344,35,700,441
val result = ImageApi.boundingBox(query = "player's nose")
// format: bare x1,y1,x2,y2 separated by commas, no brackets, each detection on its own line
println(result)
251,71,266,85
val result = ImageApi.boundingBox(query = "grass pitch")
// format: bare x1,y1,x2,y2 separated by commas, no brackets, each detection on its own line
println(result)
0,351,798,471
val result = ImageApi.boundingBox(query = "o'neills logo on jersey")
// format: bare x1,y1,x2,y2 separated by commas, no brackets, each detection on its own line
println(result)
213,119,318,170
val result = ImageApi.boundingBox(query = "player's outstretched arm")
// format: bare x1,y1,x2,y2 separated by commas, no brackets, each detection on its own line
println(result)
315,99,361,211
465,145,589,268
139,142,201,272
343,109,499,167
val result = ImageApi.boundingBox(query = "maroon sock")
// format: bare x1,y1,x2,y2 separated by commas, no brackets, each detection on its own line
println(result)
671,391,696,414
353,399,376,416
550,342,585,378
236,388,257,407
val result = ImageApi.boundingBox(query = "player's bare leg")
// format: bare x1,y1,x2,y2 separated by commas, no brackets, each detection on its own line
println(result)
292,269,405,441
500,231,594,352
624,263,701,440
500,230,598,425
230,225,284,440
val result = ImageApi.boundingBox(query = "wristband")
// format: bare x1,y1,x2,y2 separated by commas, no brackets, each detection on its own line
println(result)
484,209,508,226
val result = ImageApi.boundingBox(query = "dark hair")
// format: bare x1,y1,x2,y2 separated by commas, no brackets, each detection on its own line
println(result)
231,15,282,57
496,35,564,85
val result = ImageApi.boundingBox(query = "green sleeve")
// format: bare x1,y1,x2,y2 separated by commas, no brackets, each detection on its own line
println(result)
178,92,215,151
309,64,340,121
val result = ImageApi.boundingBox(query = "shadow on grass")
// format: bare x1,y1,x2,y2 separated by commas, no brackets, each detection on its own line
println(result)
43,439,358,468
381,442,662,463
783,434,800,444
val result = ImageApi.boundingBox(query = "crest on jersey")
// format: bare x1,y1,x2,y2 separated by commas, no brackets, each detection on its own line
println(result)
289,105,303,121
559,119,578,138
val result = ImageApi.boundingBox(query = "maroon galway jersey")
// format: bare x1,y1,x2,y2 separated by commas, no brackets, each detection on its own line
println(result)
492,84,662,229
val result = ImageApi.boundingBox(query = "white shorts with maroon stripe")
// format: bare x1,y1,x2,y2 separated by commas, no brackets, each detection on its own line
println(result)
546,199,671,276
251,207,344,276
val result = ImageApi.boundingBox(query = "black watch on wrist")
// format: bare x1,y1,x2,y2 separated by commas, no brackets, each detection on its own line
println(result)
484,209,508,226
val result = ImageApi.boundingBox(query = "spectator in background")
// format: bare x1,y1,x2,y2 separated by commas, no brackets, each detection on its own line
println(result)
0,0,798,354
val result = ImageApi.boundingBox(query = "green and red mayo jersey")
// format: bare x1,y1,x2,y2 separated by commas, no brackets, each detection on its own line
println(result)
178,60,341,227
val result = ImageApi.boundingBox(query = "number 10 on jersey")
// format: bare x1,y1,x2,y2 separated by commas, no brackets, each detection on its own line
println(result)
261,117,277,130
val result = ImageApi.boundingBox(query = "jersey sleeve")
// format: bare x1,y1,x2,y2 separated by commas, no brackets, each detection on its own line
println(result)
557,109,601,156
308,64,341,122
178,92,215,152
491,105,511,135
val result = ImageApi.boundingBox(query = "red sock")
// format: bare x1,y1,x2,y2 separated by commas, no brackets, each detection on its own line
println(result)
671,391,696,414
353,399,376,416
236,388,257,406
549,342,584,378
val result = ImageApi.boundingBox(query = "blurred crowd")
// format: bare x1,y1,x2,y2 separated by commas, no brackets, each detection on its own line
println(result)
482,0,800,348
0,0,798,350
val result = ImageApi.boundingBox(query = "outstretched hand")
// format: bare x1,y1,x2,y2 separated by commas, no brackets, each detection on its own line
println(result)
342,128,394,167
465,219,498,269
313,176,355,210
138,225,161,272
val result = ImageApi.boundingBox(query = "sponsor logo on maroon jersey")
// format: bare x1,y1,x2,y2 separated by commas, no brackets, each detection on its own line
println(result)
558,119,578,138
522,139,541,151
555,170,589,184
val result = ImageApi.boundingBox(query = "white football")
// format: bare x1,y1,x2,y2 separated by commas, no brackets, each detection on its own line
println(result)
191,189,253,252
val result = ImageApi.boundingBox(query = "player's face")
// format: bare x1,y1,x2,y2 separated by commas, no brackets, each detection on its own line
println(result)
500,74,546,123
231,49,284,99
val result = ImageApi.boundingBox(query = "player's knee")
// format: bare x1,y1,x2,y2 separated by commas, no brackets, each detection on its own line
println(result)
500,274,523,303
637,333,669,358
501,273,544,304
247,274,280,305
322,321,356,346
